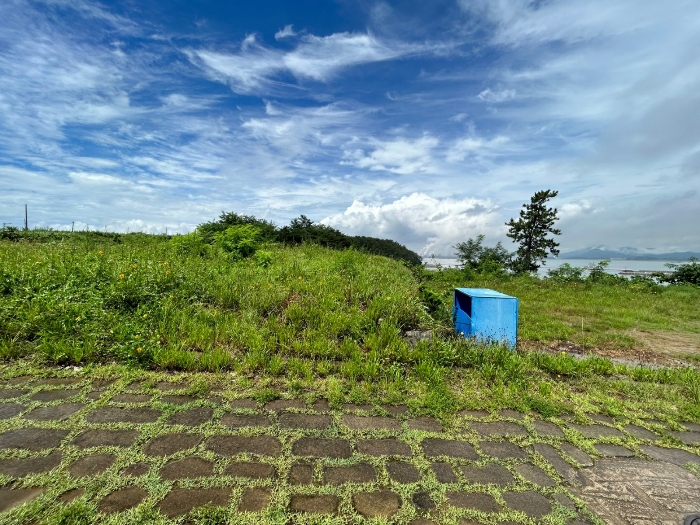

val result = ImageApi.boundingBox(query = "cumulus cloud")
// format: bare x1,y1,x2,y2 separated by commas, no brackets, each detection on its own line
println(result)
322,193,503,255
559,200,594,220
341,135,439,175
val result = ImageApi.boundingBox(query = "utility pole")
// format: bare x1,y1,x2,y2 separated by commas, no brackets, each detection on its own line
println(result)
71,222,74,232
24,204,28,231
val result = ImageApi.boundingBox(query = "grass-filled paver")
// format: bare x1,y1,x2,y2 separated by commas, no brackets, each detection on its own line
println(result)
68,454,117,478
72,429,139,448
470,421,529,437
323,462,377,485
431,462,459,483
205,435,281,457
514,462,557,487
291,437,351,458
157,488,231,518
288,463,313,485
0,404,24,419
165,407,213,426
593,444,635,457
479,441,529,460
342,414,402,431
238,487,271,512
0,428,69,450
224,461,275,479
460,464,514,485
445,491,499,511
502,490,553,518
86,407,161,424
352,490,402,518
0,452,62,477
97,487,148,514
356,437,411,456
0,369,699,524
421,438,479,459
278,413,332,430
220,413,271,428
30,389,80,402
0,389,28,400
159,457,214,480
386,460,421,483
289,494,340,514
25,403,85,421
0,487,43,512
144,433,202,456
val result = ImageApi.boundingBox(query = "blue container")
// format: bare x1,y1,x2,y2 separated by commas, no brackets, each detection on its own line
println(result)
452,288,518,348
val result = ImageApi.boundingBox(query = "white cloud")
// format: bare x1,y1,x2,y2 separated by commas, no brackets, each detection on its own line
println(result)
458,0,654,47
341,135,439,175
189,31,428,94
322,193,503,255
559,200,594,220
275,24,297,40
446,135,510,162
477,88,516,103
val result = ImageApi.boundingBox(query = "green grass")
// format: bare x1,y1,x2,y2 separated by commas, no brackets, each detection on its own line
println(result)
1,232,700,423
421,268,700,350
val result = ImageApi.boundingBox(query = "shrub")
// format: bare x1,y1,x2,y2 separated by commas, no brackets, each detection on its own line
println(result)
0,226,20,241
664,258,700,286
170,232,209,257
546,263,585,282
255,249,273,268
214,225,262,260
453,234,511,275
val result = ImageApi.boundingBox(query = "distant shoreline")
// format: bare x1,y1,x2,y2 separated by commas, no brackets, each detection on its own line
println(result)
422,256,697,262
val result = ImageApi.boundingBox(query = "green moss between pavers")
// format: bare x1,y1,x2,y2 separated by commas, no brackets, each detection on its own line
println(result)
1,362,699,524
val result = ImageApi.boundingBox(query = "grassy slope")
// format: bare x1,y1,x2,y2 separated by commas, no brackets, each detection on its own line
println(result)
424,269,700,350
1,234,700,422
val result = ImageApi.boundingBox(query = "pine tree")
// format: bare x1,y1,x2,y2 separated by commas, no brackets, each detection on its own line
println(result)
506,190,561,273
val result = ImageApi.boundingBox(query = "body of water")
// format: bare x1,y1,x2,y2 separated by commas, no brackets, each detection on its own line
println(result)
424,258,683,277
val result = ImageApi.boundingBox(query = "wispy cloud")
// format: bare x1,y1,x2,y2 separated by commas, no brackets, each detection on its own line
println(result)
188,31,433,94
477,88,516,103
275,24,297,40
0,0,698,253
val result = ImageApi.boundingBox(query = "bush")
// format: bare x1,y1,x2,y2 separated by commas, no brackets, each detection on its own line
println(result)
170,232,209,257
453,235,511,275
664,258,700,286
197,212,277,244
0,226,20,241
214,225,262,260
546,263,585,282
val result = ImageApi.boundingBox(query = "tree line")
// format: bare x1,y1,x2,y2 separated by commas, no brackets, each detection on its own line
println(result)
196,212,423,265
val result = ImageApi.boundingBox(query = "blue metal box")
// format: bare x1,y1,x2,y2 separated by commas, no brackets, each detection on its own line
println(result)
452,288,518,348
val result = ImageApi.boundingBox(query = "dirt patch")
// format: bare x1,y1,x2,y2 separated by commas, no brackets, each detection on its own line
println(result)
629,329,700,355
524,333,700,368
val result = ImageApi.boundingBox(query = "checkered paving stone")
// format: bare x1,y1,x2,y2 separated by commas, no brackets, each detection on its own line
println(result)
2,377,700,524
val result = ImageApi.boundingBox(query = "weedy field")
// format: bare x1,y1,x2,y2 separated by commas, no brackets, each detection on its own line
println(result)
1,232,700,524
1,232,700,414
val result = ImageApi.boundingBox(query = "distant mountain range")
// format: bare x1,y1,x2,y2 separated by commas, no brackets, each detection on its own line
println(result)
559,248,700,261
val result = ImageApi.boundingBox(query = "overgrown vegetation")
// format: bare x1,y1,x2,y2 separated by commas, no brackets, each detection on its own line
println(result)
195,212,422,265
1,227,699,422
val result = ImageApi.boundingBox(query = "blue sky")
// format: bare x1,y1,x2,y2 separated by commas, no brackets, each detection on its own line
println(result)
1,0,699,255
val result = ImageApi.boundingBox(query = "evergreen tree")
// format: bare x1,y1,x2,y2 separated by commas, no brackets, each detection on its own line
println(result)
506,190,561,273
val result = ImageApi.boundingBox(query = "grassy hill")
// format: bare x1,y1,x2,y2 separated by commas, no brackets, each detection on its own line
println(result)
1,231,700,420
